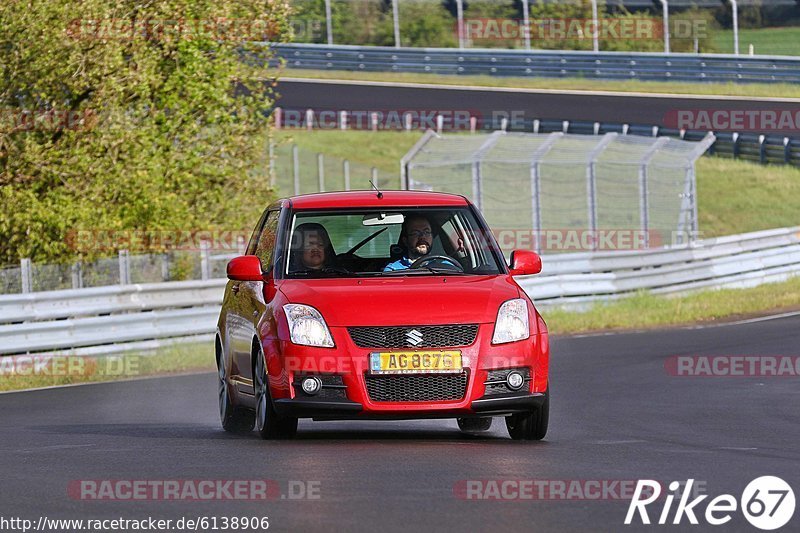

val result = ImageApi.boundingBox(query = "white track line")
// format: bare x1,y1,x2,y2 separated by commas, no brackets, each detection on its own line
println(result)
566,309,800,339
281,76,800,103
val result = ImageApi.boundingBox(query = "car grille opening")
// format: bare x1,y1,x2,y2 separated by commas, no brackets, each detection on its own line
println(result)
365,372,468,402
484,367,531,396
348,324,479,349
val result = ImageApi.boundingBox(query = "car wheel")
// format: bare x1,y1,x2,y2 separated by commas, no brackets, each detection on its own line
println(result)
218,351,255,433
505,388,549,441
457,417,492,432
254,350,298,440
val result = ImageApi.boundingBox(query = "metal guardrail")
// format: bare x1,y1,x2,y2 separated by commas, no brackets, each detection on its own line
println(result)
1,227,799,355
272,43,800,84
518,226,800,308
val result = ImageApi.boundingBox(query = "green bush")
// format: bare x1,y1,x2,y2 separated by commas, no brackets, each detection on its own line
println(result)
0,0,292,264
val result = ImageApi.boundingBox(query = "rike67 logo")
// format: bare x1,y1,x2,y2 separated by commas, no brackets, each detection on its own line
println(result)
625,477,795,530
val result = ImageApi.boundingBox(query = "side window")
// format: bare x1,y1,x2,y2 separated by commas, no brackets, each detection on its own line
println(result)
246,210,269,255
254,210,281,272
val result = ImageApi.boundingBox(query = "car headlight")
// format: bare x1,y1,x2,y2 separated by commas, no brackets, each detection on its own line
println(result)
492,298,530,344
283,304,334,348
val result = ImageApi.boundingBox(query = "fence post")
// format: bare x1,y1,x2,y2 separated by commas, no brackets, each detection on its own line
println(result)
371,167,378,187
292,144,300,195
237,236,246,256
785,137,792,164
305,109,314,132
732,132,740,159
268,138,276,189
343,160,351,191
161,253,170,282
20,258,32,293
759,135,766,164
324,0,333,44
586,133,618,250
71,261,83,289
392,0,400,47
200,241,210,281
317,153,325,192
118,250,130,285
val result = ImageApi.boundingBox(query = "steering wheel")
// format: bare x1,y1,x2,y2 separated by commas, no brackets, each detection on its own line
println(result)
410,255,464,272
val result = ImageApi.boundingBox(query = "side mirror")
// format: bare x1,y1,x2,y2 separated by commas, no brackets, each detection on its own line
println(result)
509,250,542,276
227,255,265,281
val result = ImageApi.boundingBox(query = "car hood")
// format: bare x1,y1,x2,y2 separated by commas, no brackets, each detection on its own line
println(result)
277,275,520,326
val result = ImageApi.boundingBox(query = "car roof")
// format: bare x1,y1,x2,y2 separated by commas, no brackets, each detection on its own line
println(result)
285,190,471,210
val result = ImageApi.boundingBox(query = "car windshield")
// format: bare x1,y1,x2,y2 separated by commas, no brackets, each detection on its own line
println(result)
284,208,505,278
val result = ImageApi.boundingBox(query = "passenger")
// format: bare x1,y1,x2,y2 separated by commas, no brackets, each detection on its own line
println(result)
290,223,335,273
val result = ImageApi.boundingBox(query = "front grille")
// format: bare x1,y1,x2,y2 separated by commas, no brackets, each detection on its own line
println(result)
484,367,531,396
348,324,479,348
365,372,468,402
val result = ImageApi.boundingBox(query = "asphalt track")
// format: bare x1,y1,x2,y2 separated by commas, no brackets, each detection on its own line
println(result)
276,78,800,131
1,314,799,532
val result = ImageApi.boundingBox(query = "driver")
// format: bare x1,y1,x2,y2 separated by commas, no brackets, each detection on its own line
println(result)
384,215,457,272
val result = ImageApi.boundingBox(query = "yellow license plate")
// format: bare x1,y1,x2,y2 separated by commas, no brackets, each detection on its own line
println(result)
369,351,462,374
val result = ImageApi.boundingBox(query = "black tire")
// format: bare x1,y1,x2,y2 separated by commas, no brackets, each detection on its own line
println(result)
457,417,493,432
505,388,549,441
254,350,298,440
218,349,255,433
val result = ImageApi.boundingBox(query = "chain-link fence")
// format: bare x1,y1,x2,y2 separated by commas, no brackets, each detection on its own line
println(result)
270,142,401,195
404,130,715,256
0,247,240,295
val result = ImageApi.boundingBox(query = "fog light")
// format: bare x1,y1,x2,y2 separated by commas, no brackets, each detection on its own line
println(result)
506,370,525,391
301,376,322,395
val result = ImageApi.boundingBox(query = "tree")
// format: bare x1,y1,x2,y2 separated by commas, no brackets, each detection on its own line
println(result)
0,0,292,264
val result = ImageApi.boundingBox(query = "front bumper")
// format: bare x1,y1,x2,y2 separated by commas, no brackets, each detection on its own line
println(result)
266,323,549,418
272,391,546,420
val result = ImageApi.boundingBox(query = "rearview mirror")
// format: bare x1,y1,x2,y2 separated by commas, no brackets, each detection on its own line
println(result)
362,213,405,226
227,255,264,281
509,250,542,276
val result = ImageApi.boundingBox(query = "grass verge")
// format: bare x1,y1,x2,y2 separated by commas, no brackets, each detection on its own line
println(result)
0,343,215,393
282,68,799,99
544,276,800,335
713,27,800,57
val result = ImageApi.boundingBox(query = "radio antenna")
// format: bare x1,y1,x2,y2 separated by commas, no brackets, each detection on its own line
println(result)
370,180,383,199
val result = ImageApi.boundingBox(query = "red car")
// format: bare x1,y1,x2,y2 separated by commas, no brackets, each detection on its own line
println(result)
216,190,549,440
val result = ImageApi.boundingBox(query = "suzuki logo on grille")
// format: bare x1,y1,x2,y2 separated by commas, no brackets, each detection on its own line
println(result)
405,329,424,346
